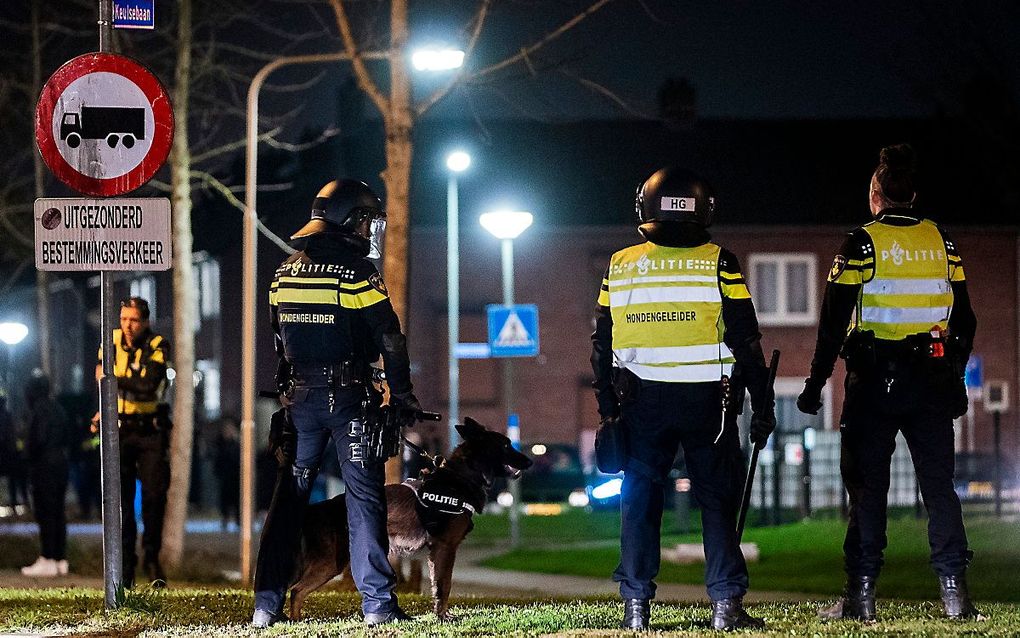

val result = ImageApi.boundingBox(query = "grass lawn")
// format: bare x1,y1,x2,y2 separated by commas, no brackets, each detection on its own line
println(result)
481,515,1020,601
0,588,1016,637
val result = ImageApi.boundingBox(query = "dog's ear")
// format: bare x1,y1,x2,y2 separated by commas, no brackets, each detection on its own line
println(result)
456,417,487,439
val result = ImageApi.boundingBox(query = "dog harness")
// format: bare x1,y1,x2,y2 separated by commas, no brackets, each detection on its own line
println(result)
403,468,485,536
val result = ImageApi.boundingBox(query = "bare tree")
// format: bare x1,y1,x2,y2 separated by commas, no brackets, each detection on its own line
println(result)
327,0,620,481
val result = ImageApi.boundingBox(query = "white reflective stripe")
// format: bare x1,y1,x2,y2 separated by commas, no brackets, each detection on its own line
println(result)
613,275,717,286
860,306,949,324
621,361,733,383
614,343,732,365
609,286,720,306
865,277,951,295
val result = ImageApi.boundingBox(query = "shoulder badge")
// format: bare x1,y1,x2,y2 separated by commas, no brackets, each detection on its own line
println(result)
289,261,302,276
829,255,847,280
369,272,388,295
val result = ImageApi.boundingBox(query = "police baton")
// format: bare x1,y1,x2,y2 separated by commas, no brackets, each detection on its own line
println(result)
736,349,780,542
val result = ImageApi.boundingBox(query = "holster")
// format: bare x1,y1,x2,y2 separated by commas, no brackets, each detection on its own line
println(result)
268,407,296,468
348,386,401,466
840,330,877,374
612,367,642,406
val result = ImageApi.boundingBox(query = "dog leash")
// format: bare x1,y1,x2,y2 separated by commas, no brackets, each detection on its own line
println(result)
402,436,444,470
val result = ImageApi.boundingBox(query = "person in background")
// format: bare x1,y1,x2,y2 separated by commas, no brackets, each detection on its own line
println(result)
20,371,71,577
214,416,241,530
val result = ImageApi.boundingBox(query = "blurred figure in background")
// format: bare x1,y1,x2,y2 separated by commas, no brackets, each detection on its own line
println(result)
0,392,30,517
214,416,241,530
20,371,71,577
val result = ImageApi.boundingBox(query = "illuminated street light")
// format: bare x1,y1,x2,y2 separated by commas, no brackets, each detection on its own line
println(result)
446,150,471,173
0,322,28,346
480,208,534,548
412,48,465,72
479,210,533,240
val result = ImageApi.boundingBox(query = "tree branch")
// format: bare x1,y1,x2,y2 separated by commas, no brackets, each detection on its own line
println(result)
415,0,492,117
329,0,389,116
470,0,617,80
191,126,283,163
190,171,295,254
559,67,651,119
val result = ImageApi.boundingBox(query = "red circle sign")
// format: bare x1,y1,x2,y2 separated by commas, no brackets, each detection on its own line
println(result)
35,52,174,197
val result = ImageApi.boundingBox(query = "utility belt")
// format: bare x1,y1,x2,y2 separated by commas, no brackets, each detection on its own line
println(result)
118,404,172,434
290,361,368,389
841,329,965,377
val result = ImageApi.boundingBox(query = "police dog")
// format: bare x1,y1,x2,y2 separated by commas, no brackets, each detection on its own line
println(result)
288,417,532,621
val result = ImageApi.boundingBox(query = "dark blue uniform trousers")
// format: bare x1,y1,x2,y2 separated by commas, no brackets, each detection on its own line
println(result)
839,370,972,579
254,388,397,616
615,380,748,602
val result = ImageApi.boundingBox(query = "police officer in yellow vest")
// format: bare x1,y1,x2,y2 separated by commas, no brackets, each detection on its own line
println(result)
592,168,776,631
798,144,981,621
96,297,170,587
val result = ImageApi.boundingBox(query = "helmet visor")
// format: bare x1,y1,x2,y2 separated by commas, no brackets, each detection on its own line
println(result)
367,217,387,259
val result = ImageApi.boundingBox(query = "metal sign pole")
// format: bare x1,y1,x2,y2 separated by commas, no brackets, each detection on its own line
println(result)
97,0,124,610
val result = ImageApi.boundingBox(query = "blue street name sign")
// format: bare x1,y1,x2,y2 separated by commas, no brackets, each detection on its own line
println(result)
487,304,539,358
113,1,155,29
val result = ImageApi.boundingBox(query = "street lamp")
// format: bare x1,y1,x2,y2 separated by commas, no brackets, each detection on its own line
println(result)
0,322,29,346
0,322,28,403
412,48,465,72
480,209,533,547
446,151,470,454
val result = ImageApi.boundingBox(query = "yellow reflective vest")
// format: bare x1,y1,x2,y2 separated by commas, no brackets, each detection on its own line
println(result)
851,218,961,341
98,329,168,415
599,242,744,382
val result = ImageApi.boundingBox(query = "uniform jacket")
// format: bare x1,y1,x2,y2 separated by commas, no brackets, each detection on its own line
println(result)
269,232,413,395
98,328,168,415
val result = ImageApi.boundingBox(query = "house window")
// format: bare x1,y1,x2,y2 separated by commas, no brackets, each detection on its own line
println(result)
128,275,157,319
747,253,817,326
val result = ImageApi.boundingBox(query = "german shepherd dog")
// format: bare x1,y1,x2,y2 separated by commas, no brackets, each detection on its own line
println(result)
288,418,533,621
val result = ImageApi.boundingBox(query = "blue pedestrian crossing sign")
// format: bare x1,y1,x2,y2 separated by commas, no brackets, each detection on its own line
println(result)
487,304,539,358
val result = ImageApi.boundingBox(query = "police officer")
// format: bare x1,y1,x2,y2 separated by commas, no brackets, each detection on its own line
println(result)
592,168,776,631
96,297,171,587
252,179,421,628
798,144,980,621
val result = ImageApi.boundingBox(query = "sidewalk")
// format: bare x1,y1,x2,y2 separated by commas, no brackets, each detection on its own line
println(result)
449,547,810,602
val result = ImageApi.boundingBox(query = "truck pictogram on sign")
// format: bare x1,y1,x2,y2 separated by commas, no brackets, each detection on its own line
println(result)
60,106,146,149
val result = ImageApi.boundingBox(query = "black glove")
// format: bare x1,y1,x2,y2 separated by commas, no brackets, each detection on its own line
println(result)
596,389,620,422
595,414,627,474
797,378,824,415
749,408,776,447
390,391,423,428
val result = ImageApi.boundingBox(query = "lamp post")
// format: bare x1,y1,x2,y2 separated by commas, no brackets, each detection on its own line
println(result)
240,48,465,583
0,322,29,396
445,151,470,453
479,210,532,547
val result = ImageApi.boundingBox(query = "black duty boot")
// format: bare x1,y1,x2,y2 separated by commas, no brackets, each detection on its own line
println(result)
711,598,765,631
364,606,412,626
818,575,876,622
939,575,985,620
621,598,650,630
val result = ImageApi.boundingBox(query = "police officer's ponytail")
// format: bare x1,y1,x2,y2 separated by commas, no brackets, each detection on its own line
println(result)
875,143,916,205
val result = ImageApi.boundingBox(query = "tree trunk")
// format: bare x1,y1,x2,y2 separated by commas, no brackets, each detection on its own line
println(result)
163,0,194,569
31,0,50,376
381,0,413,485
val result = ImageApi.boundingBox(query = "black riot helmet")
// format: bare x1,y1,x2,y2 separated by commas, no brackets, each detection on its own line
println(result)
292,179,387,257
635,167,716,227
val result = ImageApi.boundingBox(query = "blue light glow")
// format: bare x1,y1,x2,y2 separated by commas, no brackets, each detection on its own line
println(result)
591,478,623,500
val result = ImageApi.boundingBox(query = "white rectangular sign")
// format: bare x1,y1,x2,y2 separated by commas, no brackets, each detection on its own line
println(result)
34,197,172,272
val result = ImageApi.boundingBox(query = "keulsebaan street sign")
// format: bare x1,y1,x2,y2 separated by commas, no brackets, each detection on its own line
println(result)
34,197,172,272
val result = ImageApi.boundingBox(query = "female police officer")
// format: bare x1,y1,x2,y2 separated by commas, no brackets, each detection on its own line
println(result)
798,144,981,621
